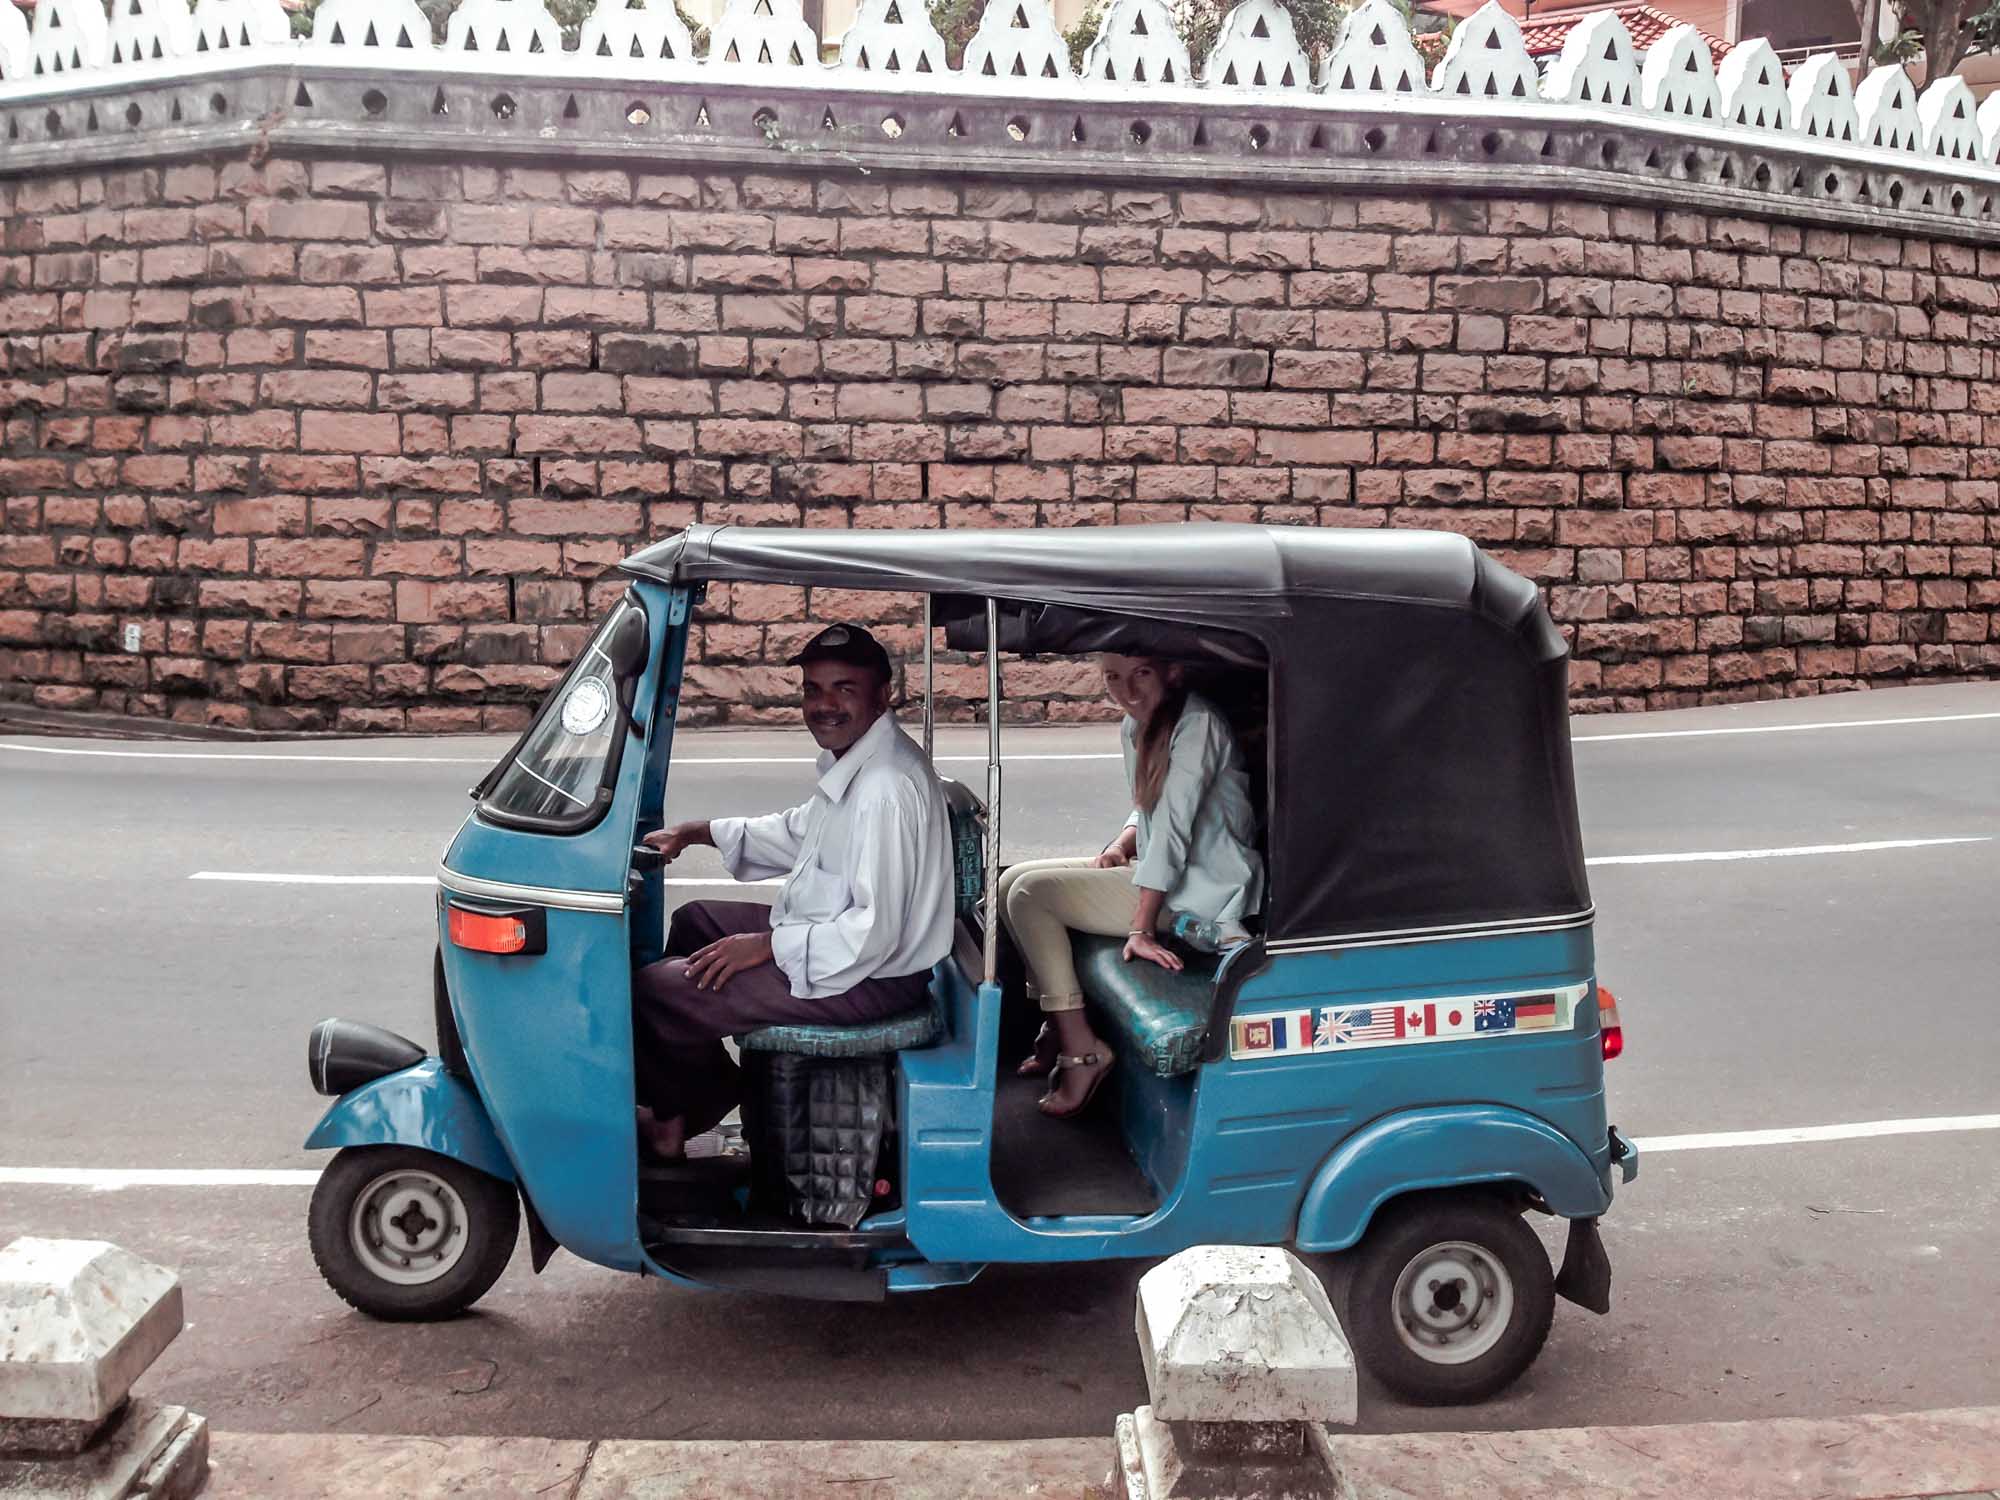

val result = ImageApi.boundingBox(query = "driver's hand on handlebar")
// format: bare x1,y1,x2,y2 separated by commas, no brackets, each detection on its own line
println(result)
685,930,775,991
641,821,704,864
1122,931,1183,974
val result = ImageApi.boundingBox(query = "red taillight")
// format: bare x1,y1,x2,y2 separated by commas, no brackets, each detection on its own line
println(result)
1597,985,1623,1061
449,906,530,955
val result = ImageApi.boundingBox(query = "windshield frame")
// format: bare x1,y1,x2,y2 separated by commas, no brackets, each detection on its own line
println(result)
473,590,648,837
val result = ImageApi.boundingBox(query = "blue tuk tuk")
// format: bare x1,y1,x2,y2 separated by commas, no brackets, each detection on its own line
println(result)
302,522,1635,1404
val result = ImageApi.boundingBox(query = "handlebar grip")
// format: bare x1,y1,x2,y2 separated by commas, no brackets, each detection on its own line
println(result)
631,844,665,872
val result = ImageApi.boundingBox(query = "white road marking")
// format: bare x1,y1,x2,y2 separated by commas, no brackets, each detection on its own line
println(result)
0,743,492,764
6,706,1999,768
1574,709,2000,743
0,741,1118,766
9,1113,1999,1191
189,872,783,888
1586,836,1990,866
1635,1114,2000,1153
190,836,1987,890
0,1168,324,1189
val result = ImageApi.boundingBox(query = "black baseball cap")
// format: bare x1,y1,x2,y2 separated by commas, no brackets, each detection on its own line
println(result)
787,624,893,682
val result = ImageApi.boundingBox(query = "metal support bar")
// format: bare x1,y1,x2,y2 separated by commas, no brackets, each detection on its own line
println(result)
981,597,1001,988
921,593,934,763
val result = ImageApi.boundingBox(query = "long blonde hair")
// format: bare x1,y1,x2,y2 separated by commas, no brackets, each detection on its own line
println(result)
1131,663,1188,815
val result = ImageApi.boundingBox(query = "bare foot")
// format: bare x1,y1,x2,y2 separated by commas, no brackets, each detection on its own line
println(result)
1015,1020,1059,1078
1038,1047,1114,1118
636,1108,687,1161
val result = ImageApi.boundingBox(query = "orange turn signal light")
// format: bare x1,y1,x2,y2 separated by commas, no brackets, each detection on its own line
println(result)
1597,984,1624,1061
449,906,531,955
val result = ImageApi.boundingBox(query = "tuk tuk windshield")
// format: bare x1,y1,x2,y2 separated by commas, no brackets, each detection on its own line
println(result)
478,595,643,833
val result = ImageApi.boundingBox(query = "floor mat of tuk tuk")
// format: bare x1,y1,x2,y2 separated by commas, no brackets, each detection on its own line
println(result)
989,1073,1159,1219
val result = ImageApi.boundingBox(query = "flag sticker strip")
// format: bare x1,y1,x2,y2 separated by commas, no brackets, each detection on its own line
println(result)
1229,984,1587,1061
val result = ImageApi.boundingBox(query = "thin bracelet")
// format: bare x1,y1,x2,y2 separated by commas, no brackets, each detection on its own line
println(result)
1127,929,1149,939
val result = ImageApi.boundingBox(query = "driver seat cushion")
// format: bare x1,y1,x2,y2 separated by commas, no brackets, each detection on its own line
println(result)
1070,933,1220,1077
734,778,982,1059
737,1001,942,1057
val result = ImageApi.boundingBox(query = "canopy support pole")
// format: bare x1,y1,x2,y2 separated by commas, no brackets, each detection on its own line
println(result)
982,598,1001,988
921,594,934,762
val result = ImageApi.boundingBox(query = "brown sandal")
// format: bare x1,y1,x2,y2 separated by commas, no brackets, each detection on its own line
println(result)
1016,1020,1059,1078
1038,1049,1115,1119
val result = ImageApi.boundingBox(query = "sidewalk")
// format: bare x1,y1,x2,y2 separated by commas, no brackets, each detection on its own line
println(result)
201,1407,2000,1499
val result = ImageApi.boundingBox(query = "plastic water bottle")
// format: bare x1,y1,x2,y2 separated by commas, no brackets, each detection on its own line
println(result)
1172,913,1247,954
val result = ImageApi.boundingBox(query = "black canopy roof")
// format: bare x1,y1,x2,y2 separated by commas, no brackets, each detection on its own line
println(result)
622,524,1589,945
623,523,1557,648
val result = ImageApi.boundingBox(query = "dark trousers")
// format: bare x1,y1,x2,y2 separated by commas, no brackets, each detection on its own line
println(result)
631,900,931,1136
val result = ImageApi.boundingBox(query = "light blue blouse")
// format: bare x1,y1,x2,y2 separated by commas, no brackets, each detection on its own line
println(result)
1122,693,1265,932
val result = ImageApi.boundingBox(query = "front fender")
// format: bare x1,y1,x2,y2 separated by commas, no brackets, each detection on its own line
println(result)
304,1058,516,1184
1294,1105,1610,1253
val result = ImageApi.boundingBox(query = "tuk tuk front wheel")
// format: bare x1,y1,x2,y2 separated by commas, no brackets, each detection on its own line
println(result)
309,1146,519,1321
1343,1196,1554,1405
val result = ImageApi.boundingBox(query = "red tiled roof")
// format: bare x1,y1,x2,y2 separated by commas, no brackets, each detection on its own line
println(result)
1517,3,1732,65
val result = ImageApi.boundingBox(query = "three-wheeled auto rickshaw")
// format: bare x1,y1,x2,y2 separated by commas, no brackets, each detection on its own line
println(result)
303,522,1635,1403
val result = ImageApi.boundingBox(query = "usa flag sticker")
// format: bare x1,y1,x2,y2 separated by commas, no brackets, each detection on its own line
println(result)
1229,984,1588,1061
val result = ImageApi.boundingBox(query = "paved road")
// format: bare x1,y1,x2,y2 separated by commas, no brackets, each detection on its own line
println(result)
2,682,1997,1441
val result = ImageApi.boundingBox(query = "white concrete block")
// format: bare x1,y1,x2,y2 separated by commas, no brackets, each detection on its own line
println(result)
0,1239,184,1430
1135,1245,1356,1427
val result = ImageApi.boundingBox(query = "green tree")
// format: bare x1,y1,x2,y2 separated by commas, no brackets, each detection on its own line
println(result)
1854,0,2000,82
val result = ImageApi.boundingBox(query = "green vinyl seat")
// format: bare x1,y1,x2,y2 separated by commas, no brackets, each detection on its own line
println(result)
735,779,983,1059
1069,932,1221,1078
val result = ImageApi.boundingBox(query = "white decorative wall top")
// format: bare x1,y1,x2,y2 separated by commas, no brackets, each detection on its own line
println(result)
1919,76,1981,164
1543,11,1640,110
107,0,192,68
1789,53,1859,144
1318,0,1425,95
30,0,109,76
1,0,1999,233
961,0,1069,81
1715,37,1787,132
191,0,290,54
710,0,818,68
310,0,434,51
1079,0,1188,86
446,0,565,58
1855,63,1920,152
1639,23,1717,122
1431,5,1535,103
1202,0,1307,91
839,0,948,77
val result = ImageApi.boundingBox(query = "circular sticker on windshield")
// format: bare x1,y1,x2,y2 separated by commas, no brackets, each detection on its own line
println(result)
560,677,611,737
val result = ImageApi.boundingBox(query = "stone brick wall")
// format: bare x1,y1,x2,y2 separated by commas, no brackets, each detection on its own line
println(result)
1,153,1996,731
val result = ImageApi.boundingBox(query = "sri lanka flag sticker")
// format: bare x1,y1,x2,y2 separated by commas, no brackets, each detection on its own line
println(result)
1229,1010,1314,1057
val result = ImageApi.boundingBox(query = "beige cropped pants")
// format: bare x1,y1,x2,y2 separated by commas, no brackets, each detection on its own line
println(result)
997,857,1162,1013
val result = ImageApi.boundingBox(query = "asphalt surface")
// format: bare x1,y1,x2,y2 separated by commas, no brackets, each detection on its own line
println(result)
2,681,1997,1441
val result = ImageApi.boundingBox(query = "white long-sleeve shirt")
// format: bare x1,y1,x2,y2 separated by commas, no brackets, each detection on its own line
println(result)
710,712,954,1000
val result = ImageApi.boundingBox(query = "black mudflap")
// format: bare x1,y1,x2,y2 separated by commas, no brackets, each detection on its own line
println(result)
1554,1216,1612,1314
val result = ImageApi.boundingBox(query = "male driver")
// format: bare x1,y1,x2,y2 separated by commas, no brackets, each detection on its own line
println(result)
631,624,953,1160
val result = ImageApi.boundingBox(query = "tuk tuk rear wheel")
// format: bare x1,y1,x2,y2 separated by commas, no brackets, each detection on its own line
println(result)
1343,1196,1554,1405
309,1146,519,1321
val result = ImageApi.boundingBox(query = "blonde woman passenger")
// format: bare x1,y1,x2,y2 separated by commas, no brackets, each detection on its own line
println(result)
998,654,1264,1118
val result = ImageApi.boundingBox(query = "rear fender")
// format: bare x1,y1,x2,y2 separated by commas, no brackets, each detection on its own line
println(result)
1294,1104,1610,1253
304,1058,516,1184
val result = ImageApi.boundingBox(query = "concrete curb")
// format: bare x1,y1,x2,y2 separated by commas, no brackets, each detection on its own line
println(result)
199,1408,2000,1500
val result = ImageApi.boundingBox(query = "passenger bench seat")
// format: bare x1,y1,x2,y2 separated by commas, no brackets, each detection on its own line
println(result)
1068,933,1220,1077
